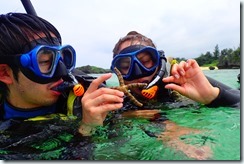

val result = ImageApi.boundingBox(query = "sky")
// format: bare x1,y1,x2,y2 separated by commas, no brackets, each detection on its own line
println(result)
1,0,241,69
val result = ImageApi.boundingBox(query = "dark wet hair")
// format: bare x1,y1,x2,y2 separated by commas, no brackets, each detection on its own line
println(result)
0,12,61,55
112,31,156,57
0,12,62,98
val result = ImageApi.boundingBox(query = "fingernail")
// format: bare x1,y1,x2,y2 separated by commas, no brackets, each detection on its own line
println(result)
174,74,180,79
120,91,124,97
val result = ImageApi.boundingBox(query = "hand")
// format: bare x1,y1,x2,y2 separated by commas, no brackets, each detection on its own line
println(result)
163,59,219,104
79,73,124,135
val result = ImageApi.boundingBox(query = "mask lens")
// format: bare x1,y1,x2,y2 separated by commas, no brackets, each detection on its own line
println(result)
113,57,131,75
111,46,160,81
136,51,157,69
37,49,55,74
61,47,74,69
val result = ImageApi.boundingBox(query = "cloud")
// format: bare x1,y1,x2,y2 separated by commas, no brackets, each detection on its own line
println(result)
2,0,240,68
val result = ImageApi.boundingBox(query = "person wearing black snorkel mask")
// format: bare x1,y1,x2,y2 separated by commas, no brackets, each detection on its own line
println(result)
0,13,124,137
108,31,240,160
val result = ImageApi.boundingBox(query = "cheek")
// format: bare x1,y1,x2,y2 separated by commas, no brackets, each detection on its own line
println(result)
18,72,32,85
17,72,43,92
149,71,157,79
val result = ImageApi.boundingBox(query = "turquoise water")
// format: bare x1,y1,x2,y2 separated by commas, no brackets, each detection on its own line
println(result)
90,69,241,160
0,69,240,160
202,69,240,89
95,69,240,89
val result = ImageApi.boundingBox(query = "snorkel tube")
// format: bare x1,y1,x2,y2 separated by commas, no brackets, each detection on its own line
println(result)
21,0,37,16
141,50,167,99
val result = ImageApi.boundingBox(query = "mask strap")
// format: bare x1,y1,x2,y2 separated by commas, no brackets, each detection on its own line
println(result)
22,37,61,54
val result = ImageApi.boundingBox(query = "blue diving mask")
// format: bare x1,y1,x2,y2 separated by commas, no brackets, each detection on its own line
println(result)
5,45,76,84
111,45,161,81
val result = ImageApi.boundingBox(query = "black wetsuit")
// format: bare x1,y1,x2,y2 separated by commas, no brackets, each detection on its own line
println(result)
0,69,95,160
0,69,240,159
0,68,91,121
205,76,240,108
147,75,240,109
111,74,240,132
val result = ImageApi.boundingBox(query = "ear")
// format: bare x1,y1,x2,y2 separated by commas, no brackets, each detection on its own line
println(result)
0,64,14,84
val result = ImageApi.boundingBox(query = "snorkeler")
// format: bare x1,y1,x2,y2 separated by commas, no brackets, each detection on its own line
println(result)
110,31,240,108
102,31,240,160
0,13,124,136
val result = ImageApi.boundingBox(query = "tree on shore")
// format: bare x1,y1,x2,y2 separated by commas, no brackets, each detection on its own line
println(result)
195,44,240,69
76,44,240,73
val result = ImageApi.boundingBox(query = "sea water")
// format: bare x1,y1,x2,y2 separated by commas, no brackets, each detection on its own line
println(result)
0,69,240,160
90,69,241,160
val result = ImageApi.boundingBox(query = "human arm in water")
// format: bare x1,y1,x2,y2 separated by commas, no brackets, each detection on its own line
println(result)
78,73,124,136
163,59,240,108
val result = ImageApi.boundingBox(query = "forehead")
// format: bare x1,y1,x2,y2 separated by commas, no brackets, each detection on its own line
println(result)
118,40,148,53
23,32,60,53
28,32,57,42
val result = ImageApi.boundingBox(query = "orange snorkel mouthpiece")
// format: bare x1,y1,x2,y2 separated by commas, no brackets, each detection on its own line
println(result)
141,85,158,99
73,84,85,97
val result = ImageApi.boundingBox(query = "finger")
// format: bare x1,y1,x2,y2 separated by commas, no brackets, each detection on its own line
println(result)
85,73,112,94
86,92,124,107
171,61,186,78
84,87,124,101
98,103,124,113
187,59,199,68
178,61,187,76
162,76,175,83
164,83,186,95
170,63,180,79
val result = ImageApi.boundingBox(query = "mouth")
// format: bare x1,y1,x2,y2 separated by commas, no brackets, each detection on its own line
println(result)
50,80,65,91
51,81,74,92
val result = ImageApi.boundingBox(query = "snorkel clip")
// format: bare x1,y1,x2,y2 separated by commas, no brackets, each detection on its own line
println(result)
68,73,85,97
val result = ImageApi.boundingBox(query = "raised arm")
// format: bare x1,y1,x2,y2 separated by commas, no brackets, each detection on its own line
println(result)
79,73,124,136
163,59,220,105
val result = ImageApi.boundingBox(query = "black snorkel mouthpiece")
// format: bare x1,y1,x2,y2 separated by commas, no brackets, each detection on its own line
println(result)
46,61,84,97
53,81,75,92
54,72,85,97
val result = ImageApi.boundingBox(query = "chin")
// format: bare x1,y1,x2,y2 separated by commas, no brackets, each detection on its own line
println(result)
130,89,144,99
43,96,59,105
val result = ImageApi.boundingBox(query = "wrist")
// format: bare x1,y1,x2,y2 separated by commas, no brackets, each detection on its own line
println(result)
78,121,96,136
205,87,220,104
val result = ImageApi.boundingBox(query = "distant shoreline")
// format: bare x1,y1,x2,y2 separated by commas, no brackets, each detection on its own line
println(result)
200,66,218,70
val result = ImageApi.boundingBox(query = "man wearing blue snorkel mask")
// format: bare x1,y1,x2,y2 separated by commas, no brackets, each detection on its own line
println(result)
0,13,124,136
106,31,240,160
111,31,240,108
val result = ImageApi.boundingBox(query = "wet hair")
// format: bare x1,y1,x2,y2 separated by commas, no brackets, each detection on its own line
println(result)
112,31,156,57
0,12,61,55
0,12,62,98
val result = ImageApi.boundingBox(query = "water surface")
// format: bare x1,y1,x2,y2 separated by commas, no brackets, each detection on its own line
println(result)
0,69,240,160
